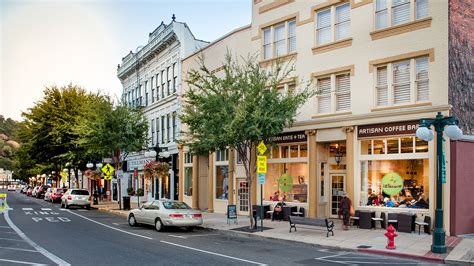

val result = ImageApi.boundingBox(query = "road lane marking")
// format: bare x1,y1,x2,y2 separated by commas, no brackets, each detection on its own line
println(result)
0,225,12,228
160,240,267,265
22,208,33,211
41,208,52,211
168,233,220,239
168,235,187,239
4,210,70,266
0,246,39,252
67,210,153,240
0,258,47,265
0,237,24,242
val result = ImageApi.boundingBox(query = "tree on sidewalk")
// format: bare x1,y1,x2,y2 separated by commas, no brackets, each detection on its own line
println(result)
180,53,315,228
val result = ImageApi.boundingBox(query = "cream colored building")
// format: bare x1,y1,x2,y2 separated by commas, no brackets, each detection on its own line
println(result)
181,0,456,232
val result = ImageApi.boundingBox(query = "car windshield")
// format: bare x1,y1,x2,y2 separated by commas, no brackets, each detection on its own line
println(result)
162,202,191,210
71,190,89,195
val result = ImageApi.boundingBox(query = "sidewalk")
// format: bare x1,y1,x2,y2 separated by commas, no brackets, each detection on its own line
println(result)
92,201,473,265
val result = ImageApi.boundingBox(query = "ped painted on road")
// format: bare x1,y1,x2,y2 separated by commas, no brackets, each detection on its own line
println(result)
22,207,71,223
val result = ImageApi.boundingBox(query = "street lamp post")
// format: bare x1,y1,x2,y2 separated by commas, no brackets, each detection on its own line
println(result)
416,112,463,254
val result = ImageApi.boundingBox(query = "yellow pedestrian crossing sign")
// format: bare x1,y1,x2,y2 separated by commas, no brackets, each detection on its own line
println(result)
101,163,115,176
103,175,112,181
257,141,267,155
257,155,267,174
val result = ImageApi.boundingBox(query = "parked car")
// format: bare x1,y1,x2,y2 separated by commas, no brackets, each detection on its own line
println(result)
36,185,50,199
50,188,65,203
26,187,33,196
44,188,53,201
31,186,40,197
7,185,16,191
21,186,29,194
127,200,203,232
61,189,91,209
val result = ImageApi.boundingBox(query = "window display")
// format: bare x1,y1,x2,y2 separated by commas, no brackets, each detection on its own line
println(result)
264,163,307,203
215,165,228,200
360,159,429,209
184,167,192,196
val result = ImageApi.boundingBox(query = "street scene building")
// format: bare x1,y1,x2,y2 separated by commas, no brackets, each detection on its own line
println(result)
180,0,474,237
117,17,208,202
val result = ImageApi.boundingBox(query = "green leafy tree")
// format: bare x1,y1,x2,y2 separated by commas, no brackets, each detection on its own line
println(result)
20,84,107,187
181,53,315,227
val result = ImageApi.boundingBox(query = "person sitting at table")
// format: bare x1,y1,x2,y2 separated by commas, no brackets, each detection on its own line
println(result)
271,191,279,201
272,200,286,221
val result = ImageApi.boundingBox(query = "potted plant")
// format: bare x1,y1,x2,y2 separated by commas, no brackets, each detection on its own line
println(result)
127,187,135,196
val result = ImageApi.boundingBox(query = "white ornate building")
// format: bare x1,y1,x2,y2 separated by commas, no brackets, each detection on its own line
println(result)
117,16,208,202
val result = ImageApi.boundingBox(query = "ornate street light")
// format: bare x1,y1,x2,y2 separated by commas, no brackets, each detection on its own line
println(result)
334,143,343,166
416,112,462,254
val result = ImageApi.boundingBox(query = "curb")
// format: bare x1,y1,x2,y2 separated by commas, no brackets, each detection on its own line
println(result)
357,248,445,263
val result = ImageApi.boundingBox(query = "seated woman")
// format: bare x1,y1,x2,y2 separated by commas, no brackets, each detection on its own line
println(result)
271,191,279,201
272,200,286,221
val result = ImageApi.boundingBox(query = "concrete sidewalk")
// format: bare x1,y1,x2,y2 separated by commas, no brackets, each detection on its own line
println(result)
92,201,473,265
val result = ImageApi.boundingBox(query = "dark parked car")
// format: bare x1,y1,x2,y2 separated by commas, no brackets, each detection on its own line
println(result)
36,185,51,199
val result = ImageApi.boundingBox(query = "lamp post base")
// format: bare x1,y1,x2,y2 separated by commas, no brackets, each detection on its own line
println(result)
431,227,447,254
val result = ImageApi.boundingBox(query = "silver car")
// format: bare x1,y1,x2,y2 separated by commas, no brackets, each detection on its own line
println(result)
61,189,91,209
128,200,203,232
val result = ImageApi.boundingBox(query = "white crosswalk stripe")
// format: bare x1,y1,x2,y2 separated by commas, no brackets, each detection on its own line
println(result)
41,208,52,211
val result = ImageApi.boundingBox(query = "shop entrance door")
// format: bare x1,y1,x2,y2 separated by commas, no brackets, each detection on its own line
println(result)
237,179,249,215
330,174,346,217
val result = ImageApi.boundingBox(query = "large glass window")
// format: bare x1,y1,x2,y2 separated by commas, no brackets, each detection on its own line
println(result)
375,0,428,30
264,163,308,203
262,20,296,60
316,3,351,45
215,165,229,200
184,167,192,196
360,159,429,209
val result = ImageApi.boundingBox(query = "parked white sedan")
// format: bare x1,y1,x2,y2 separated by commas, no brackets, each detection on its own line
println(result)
127,200,203,232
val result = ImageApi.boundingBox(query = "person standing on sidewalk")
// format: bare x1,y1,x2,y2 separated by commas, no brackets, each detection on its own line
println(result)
339,192,352,230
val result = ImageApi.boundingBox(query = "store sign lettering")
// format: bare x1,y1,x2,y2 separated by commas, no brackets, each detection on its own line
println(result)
358,121,419,138
127,158,154,171
270,131,307,144
381,172,404,196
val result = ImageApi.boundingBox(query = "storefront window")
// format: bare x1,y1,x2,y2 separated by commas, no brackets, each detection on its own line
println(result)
361,140,372,155
281,146,289,158
184,167,192,196
299,144,308,157
264,163,307,203
290,145,298,158
271,146,280,158
415,137,428,153
401,137,414,153
387,138,399,154
360,159,429,209
215,165,229,199
373,139,385,154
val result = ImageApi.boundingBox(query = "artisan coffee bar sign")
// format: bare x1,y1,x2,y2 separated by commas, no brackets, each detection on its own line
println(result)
358,121,419,138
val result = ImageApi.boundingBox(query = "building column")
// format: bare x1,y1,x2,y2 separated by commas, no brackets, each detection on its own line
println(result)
192,154,199,209
178,145,184,202
208,152,214,212
228,148,235,205
345,127,355,203
307,130,317,218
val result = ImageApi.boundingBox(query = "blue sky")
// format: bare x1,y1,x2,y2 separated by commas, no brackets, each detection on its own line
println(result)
0,0,251,120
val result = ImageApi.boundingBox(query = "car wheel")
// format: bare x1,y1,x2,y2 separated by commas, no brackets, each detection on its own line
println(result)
65,202,69,209
85,205,90,210
155,218,164,232
128,214,137,226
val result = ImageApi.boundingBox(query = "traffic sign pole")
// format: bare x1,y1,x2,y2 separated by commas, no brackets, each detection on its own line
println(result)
257,141,267,232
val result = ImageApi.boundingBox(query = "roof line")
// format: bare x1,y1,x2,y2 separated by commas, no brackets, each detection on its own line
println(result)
182,24,251,61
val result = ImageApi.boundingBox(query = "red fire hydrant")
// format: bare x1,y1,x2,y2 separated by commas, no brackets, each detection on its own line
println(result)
385,224,398,249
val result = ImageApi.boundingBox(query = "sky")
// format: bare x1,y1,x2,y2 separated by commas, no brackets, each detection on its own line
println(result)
0,0,251,121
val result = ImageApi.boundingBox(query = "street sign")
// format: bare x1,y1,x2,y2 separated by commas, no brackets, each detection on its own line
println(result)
257,155,267,174
0,193,6,212
60,171,68,184
103,175,112,181
101,163,115,176
258,173,265,185
257,141,267,155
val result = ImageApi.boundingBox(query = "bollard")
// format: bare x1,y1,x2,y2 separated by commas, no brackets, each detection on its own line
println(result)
385,224,398,249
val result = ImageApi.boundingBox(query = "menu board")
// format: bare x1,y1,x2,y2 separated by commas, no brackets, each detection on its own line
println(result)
227,204,237,219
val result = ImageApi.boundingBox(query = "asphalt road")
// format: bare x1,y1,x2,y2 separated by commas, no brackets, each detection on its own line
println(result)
0,189,437,266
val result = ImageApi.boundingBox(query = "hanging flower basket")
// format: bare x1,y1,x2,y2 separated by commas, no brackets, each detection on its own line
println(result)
85,169,102,180
143,160,170,179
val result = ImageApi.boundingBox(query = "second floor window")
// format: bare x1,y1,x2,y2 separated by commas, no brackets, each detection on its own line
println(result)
375,0,429,30
262,20,296,60
151,77,155,103
316,72,351,114
316,3,350,46
172,111,177,141
375,56,429,107
167,66,171,96
161,71,165,98
156,118,160,145
172,63,177,93
151,118,155,146
166,113,170,143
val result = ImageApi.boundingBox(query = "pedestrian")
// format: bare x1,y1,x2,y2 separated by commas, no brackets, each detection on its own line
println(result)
338,192,352,230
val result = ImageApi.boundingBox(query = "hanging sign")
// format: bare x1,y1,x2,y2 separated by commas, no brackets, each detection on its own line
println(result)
381,172,404,196
278,173,293,193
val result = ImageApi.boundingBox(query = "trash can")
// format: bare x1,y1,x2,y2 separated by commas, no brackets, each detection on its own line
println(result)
122,196,131,210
